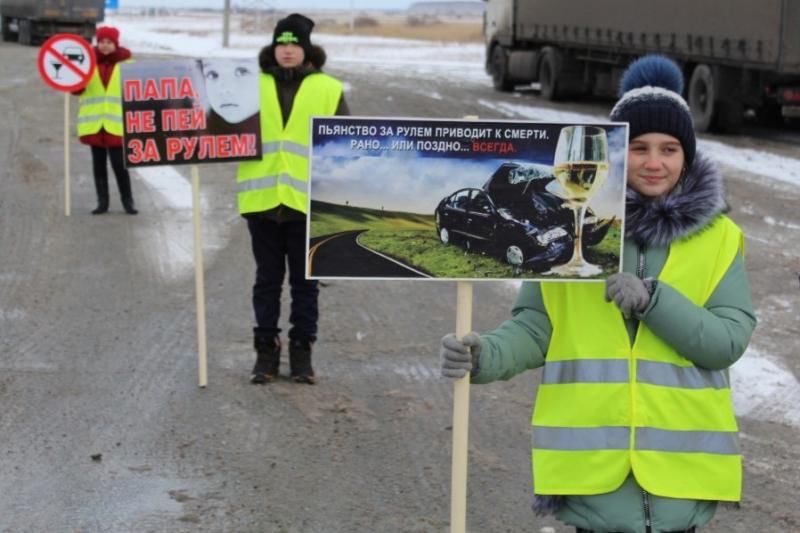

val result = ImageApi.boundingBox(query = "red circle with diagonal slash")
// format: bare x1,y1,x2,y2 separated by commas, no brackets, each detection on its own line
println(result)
37,33,96,92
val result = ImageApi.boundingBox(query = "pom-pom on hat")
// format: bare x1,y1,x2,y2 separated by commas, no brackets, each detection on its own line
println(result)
95,26,120,47
272,13,314,55
610,55,696,167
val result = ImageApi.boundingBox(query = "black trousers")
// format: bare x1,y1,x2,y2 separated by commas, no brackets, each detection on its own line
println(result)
246,215,318,344
90,146,134,209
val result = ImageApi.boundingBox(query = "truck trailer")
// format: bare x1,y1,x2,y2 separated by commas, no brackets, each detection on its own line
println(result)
0,0,104,46
484,0,800,132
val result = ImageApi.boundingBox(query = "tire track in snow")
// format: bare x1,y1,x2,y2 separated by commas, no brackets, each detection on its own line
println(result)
131,166,231,282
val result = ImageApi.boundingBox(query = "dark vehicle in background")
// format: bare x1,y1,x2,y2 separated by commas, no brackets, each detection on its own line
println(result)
434,162,614,272
484,0,800,131
0,0,104,45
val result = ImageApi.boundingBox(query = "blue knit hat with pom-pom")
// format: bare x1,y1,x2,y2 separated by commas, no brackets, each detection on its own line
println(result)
610,55,696,167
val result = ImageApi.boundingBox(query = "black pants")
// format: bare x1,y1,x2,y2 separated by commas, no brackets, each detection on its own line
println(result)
246,215,318,344
90,146,134,209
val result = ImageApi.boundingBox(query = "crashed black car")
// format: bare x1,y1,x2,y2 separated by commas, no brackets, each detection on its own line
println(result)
434,162,614,272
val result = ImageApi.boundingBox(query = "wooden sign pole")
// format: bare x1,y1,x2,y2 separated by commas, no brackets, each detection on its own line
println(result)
63,93,71,216
191,165,208,387
450,280,473,533
450,113,480,533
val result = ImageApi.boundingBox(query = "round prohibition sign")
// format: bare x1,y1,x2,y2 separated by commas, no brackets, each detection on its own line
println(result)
37,33,96,92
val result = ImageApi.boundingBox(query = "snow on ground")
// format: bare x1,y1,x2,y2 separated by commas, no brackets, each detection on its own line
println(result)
732,347,800,427
106,13,800,425
136,166,193,210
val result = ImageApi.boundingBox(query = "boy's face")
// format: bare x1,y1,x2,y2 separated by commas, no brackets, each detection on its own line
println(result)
201,59,260,124
275,43,305,69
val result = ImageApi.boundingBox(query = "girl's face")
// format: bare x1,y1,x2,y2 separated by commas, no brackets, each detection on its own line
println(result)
201,59,260,124
274,43,305,69
626,133,686,198
97,38,116,55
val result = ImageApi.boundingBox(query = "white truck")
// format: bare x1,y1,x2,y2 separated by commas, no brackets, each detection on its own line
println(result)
484,0,800,131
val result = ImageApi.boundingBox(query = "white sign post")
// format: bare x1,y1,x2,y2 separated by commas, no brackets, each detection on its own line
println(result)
37,34,96,217
451,281,473,533
191,165,208,388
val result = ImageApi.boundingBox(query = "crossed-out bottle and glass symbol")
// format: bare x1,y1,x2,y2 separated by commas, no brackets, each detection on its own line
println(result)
51,46,85,79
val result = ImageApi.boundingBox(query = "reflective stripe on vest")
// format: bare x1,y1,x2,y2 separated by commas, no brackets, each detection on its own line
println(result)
77,64,125,137
236,73,342,215
536,215,744,501
542,359,730,389
532,426,739,454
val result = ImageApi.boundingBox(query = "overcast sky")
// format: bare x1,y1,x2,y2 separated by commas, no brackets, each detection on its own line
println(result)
116,0,456,10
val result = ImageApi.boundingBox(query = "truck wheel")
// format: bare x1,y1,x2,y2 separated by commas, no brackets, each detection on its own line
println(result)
688,64,715,132
538,47,562,101
490,44,513,92
1,17,15,42
17,18,31,46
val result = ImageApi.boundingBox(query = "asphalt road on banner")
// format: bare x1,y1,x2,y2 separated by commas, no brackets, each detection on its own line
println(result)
309,231,429,279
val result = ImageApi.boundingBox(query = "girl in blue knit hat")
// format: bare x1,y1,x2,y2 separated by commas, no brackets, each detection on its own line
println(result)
440,54,756,533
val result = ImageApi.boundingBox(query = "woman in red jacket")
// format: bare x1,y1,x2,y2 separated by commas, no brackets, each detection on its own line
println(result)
76,26,137,215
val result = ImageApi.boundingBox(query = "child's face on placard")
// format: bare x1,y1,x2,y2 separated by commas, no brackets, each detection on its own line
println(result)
201,59,260,124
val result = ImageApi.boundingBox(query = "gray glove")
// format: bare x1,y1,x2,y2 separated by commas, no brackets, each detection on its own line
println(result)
440,332,482,379
605,272,651,319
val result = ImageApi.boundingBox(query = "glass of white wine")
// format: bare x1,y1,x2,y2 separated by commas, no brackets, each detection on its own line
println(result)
550,125,609,276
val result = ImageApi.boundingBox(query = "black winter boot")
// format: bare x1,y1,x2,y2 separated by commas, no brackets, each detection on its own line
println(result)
92,174,109,214
289,339,315,384
251,337,281,384
115,166,138,214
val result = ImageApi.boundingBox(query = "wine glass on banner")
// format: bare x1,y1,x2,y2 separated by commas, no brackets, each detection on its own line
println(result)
549,125,609,277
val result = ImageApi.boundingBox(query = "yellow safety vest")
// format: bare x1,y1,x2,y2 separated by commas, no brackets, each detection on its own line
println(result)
537,215,744,501
77,63,124,137
236,72,342,215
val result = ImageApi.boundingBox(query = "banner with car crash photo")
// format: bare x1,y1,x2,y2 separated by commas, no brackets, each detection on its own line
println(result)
120,58,262,167
307,117,628,281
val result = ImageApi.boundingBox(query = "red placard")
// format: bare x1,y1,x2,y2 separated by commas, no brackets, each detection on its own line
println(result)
37,33,96,92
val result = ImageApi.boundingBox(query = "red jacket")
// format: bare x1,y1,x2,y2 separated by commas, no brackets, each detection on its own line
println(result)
76,46,132,148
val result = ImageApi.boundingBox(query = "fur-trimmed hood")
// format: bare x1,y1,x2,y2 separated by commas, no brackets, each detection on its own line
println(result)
258,43,327,74
624,151,727,247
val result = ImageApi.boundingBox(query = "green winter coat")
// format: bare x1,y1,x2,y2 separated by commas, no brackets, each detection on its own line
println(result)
472,153,757,533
